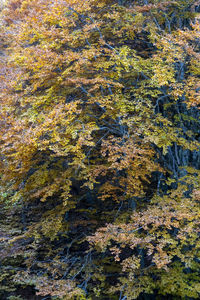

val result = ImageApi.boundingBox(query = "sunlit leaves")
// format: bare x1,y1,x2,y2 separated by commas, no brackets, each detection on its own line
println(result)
0,0,200,299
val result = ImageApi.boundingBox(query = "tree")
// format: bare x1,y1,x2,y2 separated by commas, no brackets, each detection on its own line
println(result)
0,0,200,299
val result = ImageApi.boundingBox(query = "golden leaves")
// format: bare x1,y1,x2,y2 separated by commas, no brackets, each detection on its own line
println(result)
1,1,200,298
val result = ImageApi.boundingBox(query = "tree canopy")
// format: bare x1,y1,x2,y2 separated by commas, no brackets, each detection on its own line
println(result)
0,0,200,299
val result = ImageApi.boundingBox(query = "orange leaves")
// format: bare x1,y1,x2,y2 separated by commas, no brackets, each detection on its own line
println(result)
89,165,200,297
1,1,199,209
14,271,84,298
98,135,157,198
0,1,200,298
90,183,200,276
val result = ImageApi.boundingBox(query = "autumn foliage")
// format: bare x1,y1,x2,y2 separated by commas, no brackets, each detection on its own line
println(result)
0,0,200,299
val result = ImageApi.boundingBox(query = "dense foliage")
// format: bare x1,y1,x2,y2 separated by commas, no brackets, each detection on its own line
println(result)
0,0,200,299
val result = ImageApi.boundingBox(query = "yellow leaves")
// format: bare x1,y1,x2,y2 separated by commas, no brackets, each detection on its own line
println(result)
76,122,98,147
15,271,84,299
166,177,176,185
99,183,123,202
122,256,141,272
90,165,200,282
153,250,171,270
1,2,200,300
151,61,175,87
9,191,22,204
40,214,63,241
170,82,185,100
189,57,200,76
144,126,174,155
184,76,200,106
95,135,158,200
